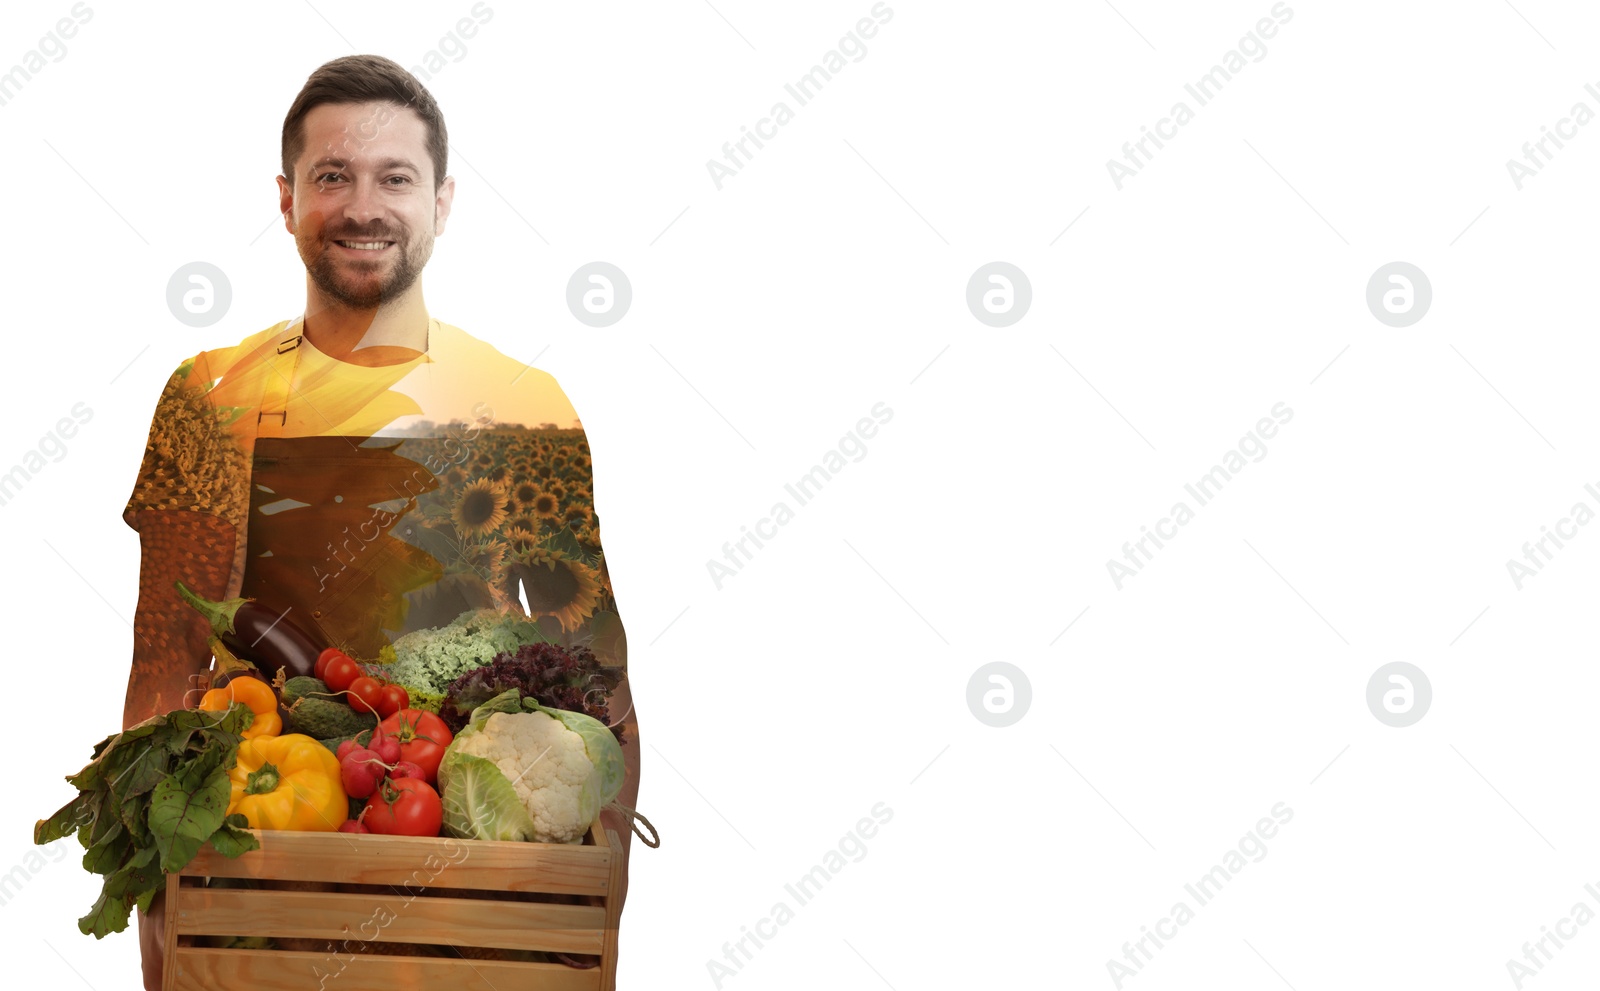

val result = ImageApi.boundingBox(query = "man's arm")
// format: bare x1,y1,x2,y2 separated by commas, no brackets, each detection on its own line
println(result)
599,676,642,907
123,510,237,729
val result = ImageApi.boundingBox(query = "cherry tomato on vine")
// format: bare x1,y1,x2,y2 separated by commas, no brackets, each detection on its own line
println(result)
322,654,363,694
347,676,385,716
376,683,410,719
315,648,351,682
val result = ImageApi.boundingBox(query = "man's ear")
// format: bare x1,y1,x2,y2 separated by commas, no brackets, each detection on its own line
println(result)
277,175,295,232
433,174,456,236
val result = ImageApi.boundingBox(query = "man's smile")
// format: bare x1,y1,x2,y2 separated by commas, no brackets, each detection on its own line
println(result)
332,239,395,253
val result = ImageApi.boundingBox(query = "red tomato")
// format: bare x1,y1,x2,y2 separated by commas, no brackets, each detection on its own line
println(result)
323,655,362,694
376,683,410,719
315,648,350,682
363,778,443,837
377,709,454,783
347,677,384,716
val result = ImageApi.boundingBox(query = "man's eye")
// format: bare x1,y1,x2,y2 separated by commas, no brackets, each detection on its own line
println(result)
386,176,411,185
317,173,345,184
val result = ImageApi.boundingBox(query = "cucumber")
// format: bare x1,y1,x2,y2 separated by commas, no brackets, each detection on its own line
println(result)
281,676,328,706
284,697,376,739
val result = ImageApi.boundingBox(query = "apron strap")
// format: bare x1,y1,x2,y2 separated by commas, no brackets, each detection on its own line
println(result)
256,322,305,440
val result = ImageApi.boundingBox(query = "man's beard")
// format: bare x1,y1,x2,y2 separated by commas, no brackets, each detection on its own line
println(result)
298,222,432,309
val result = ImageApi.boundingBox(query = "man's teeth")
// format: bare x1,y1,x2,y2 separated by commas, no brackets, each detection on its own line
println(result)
338,241,391,249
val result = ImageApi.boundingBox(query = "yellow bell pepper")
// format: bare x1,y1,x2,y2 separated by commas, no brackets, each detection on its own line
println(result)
227,733,348,831
200,676,282,739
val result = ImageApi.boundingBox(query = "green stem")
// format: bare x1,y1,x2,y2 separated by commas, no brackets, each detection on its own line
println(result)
245,761,281,795
174,580,244,637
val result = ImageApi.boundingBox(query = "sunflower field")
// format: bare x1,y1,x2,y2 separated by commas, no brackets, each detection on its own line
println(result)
395,425,625,667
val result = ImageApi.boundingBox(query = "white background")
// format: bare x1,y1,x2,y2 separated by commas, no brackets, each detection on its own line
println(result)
3,1,1599,989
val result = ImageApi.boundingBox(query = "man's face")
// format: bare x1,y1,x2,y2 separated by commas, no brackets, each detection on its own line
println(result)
277,102,453,309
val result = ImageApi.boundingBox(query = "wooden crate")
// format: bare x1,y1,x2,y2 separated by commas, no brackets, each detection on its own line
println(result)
162,821,623,991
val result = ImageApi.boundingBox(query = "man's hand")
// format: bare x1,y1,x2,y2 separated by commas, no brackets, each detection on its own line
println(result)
598,676,642,912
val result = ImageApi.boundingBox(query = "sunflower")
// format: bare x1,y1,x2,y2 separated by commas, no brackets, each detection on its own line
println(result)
563,503,592,528
443,465,468,488
452,477,509,539
534,462,553,480
486,464,512,486
507,548,602,633
530,491,560,519
457,538,508,580
507,531,538,555
512,481,542,509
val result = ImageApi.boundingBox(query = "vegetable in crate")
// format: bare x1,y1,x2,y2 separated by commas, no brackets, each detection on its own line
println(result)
363,777,444,836
199,675,281,739
33,704,261,937
376,709,454,784
283,695,377,739
439,641,621,739
227,733,348,830
437,689,624,844
381,608,548,707
175,579,320,679
279,675,328,706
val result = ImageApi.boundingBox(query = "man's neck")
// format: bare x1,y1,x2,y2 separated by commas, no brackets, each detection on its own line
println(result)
302,293,430,367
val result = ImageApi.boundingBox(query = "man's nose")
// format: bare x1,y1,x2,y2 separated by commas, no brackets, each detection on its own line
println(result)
342,177,390,226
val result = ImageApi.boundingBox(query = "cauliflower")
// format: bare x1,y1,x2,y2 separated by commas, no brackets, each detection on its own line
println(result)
447,710,602,843
437,688,627,845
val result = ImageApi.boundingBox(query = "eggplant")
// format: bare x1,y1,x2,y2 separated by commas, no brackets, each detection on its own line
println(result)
174,580,321,680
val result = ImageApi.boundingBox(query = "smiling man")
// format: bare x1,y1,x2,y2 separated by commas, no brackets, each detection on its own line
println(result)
123,55,640,988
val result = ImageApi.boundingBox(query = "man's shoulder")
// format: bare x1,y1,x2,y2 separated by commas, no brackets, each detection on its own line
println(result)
431,319,558,386
159,320,293,391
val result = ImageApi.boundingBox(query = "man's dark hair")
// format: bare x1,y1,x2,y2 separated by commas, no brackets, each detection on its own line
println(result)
281,54,448,192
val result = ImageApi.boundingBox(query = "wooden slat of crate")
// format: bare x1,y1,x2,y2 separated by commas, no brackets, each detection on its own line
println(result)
181,829,611,896
169,947,604,991
175,886,607,954
601,828,623,991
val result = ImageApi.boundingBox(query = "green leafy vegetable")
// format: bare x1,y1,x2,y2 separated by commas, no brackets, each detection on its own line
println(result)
383,608,549,698
33,703,262,937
